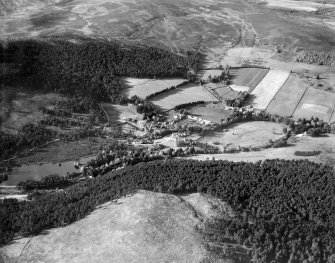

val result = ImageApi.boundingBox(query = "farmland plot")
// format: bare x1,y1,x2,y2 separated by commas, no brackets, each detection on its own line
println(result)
293,88,335,122
197,69,223,81
150,84,219,111
229,67,269,91
266,75,307,117
250,70,290,110
189,106,232,123
206,83,239,100
123,78,187,99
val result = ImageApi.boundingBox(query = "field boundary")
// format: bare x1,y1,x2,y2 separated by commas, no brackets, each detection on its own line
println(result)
290,87,308,118
265,75,290,112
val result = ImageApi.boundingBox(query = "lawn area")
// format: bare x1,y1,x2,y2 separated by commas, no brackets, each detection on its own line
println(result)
122,78,187,99
293,87,335,122
150,84,219,111
266,75,307,117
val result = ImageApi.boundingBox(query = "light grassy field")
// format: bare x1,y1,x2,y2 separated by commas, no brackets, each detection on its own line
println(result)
150,84,219,111
0,190,234,263
188,134,335,166
198,121,285,149
123,78,187,99
266,75,307,117
293,87,335,121
250,70,290,110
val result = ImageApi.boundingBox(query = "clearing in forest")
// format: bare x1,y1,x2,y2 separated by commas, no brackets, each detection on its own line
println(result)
266,75,307,117
197,69,223,81
150,84,219,111
122,78,187,99
250,70,290,110
293,87,335,122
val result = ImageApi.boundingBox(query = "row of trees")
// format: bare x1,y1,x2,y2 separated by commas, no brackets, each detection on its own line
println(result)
1,159,334,262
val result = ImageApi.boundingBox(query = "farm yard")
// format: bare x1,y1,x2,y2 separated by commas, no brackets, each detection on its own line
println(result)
250,70,290,110
122,78,187,99
149,84,219,111
266,75,308,117
188,105,232,123
293,88,335,122
198,121,286,149
229,67,269,92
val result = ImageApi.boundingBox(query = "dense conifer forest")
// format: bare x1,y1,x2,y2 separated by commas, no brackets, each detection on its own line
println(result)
1,159,334,262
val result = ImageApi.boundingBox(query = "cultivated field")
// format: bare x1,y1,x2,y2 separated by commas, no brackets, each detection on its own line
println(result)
0,190,235,263
229,67,269,91
198,121,285,149
150,84,219,111
293,87,335,121
250,70,290,110
123,78,187,99
266,75,308,117
229,84,249,92
189,105,232,123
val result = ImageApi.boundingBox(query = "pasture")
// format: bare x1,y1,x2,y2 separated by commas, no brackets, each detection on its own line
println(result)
189,105,232,123
250,70,290,110
100,103,141,123
293,88,335,121
150,84,219,111
266,75,308,117
229,67,269,91
122,78,187,99
198,121,285,149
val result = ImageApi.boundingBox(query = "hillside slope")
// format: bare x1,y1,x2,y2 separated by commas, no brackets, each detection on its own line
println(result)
0,190,238,263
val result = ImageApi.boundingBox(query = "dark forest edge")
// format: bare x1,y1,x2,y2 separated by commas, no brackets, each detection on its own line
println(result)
1,159,335,263
0,36,201,160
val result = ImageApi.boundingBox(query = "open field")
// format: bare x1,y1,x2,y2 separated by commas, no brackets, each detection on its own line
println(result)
198,121,285,149
0,190,238,263
293,87,335,121
229,84,249,92
189,105,232,123
229,67,269,91
266,75,308,117
123,78,187,99
150,84,219,111
0,87,66,134
250,70,290,110
188,134,335,166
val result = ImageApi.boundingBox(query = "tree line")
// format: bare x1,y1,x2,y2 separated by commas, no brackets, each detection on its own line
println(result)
0,159,334,263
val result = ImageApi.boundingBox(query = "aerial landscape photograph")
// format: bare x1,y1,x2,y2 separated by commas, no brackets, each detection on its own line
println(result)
0,0,335,262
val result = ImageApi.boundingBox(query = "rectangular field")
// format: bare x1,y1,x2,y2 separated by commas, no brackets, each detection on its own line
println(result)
250,70,290,110
229,67,269,90
266,75,307,117
293,88,335,121
206,83,239,100
123,78,187,99
150,84,219,111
